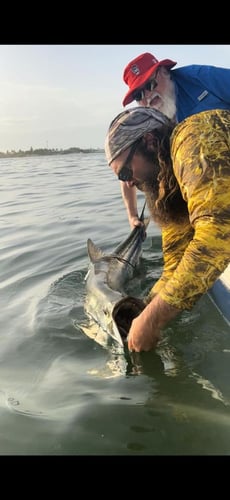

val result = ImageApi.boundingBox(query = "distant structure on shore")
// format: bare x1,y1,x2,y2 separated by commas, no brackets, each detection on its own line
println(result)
0,146,104,158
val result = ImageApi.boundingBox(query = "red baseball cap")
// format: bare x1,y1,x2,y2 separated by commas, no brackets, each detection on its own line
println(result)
122,52,177,106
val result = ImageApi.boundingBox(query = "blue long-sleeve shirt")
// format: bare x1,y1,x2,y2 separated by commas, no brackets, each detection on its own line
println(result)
171,65,230,122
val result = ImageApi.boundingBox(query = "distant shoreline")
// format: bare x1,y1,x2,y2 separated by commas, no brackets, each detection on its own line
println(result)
0,147,104,159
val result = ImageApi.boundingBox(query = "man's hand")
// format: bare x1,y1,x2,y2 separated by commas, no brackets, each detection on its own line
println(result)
127,294,180,352
128,313,161,351
129,215,144,229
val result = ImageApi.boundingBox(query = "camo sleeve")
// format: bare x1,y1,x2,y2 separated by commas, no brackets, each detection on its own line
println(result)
148,109,230,310
148,220,194,299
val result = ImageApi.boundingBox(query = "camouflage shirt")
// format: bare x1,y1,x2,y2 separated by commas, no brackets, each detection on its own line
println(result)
149,109,230,310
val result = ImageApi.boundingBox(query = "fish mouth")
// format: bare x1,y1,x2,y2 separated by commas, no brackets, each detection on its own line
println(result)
112,296,146,342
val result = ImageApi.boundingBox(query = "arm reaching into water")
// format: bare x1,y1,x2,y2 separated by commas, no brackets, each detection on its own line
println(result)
128,111,230,352
128,294,180,352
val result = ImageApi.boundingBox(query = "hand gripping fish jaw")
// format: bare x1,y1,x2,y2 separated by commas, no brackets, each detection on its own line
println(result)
112,296,146,343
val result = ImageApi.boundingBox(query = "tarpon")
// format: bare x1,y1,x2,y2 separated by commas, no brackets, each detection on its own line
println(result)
83,202,150,348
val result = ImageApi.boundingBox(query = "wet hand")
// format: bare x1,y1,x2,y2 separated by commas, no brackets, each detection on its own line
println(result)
127,309,161,352
127,295,179,352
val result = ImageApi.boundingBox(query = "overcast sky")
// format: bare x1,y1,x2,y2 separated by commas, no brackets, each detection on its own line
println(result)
0,44,229,152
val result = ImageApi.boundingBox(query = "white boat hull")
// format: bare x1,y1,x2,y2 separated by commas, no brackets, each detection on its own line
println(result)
209,263,230,325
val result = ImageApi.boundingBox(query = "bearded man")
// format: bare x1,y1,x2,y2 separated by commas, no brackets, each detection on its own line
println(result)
104,106,230,352
120,52,230,230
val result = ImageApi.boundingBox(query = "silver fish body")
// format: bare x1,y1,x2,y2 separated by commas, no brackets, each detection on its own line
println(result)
83,203,149,347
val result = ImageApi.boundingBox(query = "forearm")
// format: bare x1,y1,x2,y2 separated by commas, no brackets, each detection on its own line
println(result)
128,294,180,352
144,294,181,329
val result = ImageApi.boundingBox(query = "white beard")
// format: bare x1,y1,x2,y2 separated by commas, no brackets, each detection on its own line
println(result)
159,92,177,121
148,80,177,121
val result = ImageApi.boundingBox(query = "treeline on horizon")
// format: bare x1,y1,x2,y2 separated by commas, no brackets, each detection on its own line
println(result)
0,146,104,158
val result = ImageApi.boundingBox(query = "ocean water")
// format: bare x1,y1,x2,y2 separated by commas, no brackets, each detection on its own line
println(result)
1,152,230,456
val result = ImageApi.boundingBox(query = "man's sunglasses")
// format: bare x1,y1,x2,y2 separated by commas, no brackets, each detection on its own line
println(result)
118,141,140,182
132,77,158,102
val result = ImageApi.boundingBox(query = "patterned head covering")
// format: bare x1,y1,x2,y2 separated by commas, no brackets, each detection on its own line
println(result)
105,106,172,165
